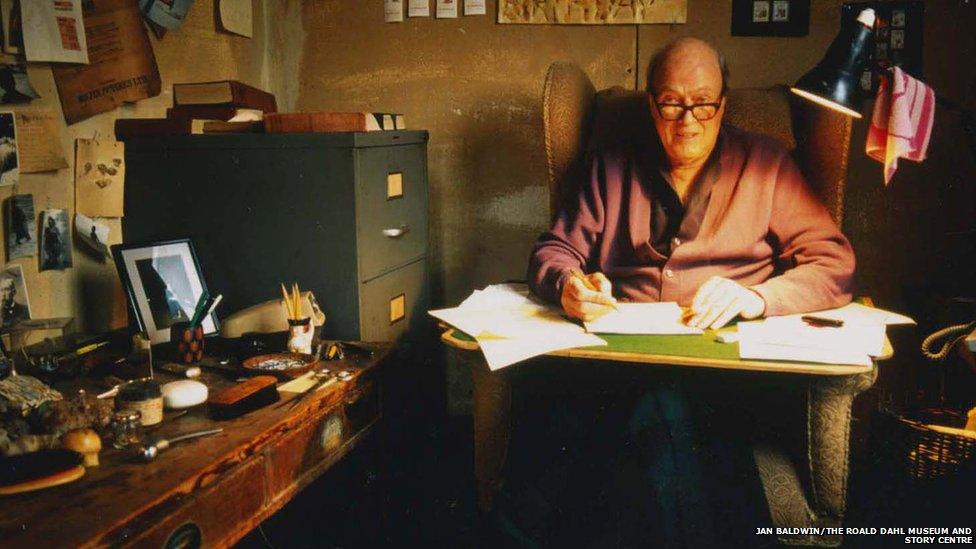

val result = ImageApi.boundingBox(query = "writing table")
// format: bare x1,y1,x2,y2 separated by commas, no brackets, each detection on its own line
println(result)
443,328,888,546
0,343,390,548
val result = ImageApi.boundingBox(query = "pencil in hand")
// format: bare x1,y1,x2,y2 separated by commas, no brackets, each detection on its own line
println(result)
568,268,620,311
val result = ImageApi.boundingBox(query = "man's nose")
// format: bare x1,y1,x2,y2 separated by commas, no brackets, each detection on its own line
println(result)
680,107,697,124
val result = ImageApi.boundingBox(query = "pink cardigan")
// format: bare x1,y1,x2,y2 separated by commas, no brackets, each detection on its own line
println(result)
528,127,855,317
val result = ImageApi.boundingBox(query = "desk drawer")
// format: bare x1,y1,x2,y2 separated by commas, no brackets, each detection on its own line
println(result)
266,381,380,496
358,258,427,341
355,143,427,281
120,456,266,548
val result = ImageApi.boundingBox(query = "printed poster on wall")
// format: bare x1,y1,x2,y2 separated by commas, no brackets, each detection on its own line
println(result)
52,0,161,125
436,0,458,18
20,0,88,63
408,0,430,17
39,208,72,271
385,0,404,22
5,194,35,261
464,0,486,15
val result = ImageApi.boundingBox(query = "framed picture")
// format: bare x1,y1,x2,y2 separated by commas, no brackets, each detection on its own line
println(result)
111,238,218,344
0,264,30,330
732,0,810,37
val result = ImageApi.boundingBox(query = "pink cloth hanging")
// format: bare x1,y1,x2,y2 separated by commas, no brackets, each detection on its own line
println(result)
865,66,935,185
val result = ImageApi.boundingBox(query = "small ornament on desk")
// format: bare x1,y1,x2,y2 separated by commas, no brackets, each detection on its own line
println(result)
282,282,314,354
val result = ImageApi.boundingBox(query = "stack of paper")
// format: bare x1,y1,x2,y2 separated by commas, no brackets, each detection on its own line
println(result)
737,303,913,366
429,284,606,370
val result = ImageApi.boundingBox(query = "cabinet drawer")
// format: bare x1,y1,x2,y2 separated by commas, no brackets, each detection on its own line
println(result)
358,258,427,341
355,144,428,281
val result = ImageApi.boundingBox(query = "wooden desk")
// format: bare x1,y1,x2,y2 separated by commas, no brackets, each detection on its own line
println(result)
0,344,389,548
443,328,883,546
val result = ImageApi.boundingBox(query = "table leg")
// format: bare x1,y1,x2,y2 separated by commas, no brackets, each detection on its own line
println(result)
467,354,512,512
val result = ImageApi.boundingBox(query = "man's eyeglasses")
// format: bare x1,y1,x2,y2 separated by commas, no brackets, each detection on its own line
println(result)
653,99,723,121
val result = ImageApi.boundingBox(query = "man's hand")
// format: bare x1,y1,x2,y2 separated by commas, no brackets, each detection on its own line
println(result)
560,271,618,322
685,276,765,330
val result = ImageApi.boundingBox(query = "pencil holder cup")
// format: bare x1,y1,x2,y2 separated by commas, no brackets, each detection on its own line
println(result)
171,322,205,364
287,317,314,355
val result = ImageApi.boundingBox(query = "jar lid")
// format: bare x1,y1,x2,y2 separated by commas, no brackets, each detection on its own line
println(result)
113,409,142,422
117,379,162,401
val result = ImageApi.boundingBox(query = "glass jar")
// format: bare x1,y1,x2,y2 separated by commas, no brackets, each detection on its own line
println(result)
111,409,142,449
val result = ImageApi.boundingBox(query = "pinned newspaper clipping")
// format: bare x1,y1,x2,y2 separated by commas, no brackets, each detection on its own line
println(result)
52,0,161,125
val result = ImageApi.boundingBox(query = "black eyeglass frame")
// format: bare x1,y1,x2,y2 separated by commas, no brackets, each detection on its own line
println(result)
652,96,725,121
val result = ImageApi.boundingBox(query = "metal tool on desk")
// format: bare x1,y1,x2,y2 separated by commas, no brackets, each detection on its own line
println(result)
135,428,224,462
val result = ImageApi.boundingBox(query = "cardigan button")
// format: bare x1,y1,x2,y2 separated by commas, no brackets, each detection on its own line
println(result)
664,268,675,279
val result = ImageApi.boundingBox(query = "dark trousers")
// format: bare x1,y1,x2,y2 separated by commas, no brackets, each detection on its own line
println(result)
489,365,772,548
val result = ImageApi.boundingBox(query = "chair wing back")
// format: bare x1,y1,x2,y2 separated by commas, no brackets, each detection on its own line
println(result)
542,62,853,225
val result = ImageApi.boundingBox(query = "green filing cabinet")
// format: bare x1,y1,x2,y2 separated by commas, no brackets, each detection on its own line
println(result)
121,131,430,342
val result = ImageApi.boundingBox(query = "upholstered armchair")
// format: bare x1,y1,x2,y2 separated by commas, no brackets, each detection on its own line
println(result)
541,62,878,547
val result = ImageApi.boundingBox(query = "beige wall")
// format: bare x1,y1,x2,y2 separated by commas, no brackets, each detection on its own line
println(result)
293,0,976,316
0,0,269,336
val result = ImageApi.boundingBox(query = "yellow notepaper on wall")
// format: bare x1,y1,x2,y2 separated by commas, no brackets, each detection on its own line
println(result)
75,138,124,218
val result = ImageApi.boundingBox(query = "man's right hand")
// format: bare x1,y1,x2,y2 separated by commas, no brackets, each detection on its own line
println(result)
560,271,618,322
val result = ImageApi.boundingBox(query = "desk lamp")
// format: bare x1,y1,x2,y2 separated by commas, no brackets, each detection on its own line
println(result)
793,8,976,404
790,8,975,154
790,8,875,118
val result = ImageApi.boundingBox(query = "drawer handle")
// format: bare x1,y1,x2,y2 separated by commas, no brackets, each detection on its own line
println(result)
382,224,409,238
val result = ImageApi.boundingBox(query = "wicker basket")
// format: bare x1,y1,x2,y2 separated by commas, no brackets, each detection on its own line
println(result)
892,408,976,482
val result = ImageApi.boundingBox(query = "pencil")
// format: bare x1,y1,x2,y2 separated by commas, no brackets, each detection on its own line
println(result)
281,283,292,319
569,269,620,311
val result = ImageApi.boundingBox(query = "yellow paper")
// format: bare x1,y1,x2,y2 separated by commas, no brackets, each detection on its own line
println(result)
14,111,67,173
75,138,124,218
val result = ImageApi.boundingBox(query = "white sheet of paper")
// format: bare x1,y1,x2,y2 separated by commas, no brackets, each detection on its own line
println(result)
739,317,886,357
738,340,872,367
436,0,458,18
21,0,88,64
219,0,253,38
583,302,702,335
477,332,606,371
408,0,430,17
781,302,916,326
385,0,404,22
464,0,486,15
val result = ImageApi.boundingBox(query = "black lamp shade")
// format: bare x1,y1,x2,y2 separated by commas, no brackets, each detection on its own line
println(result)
790,12,875,118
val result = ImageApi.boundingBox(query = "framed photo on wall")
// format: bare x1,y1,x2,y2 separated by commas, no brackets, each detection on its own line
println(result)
112,238,218,344
732,0,810,37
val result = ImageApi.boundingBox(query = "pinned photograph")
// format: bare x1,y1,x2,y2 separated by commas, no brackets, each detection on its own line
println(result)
0,0,22,54
5,194,35,260
772,1,789,22
0,63,37,104
39,209,72,271
752,1,770,22
0,111,17,186
891,9,906,28
891,29,905,50
0,264,30,329
75,213,110,259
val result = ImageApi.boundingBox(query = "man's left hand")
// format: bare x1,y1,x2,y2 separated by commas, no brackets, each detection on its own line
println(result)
686,276,765,330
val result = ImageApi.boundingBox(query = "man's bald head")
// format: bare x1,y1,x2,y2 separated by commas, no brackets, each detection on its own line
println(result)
645,37,729,97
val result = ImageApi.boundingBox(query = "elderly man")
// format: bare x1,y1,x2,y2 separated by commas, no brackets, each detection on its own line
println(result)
496,38,855,547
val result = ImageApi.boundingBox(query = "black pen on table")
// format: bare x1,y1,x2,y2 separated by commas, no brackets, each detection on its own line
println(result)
801,315,844,328
569,268,620,312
